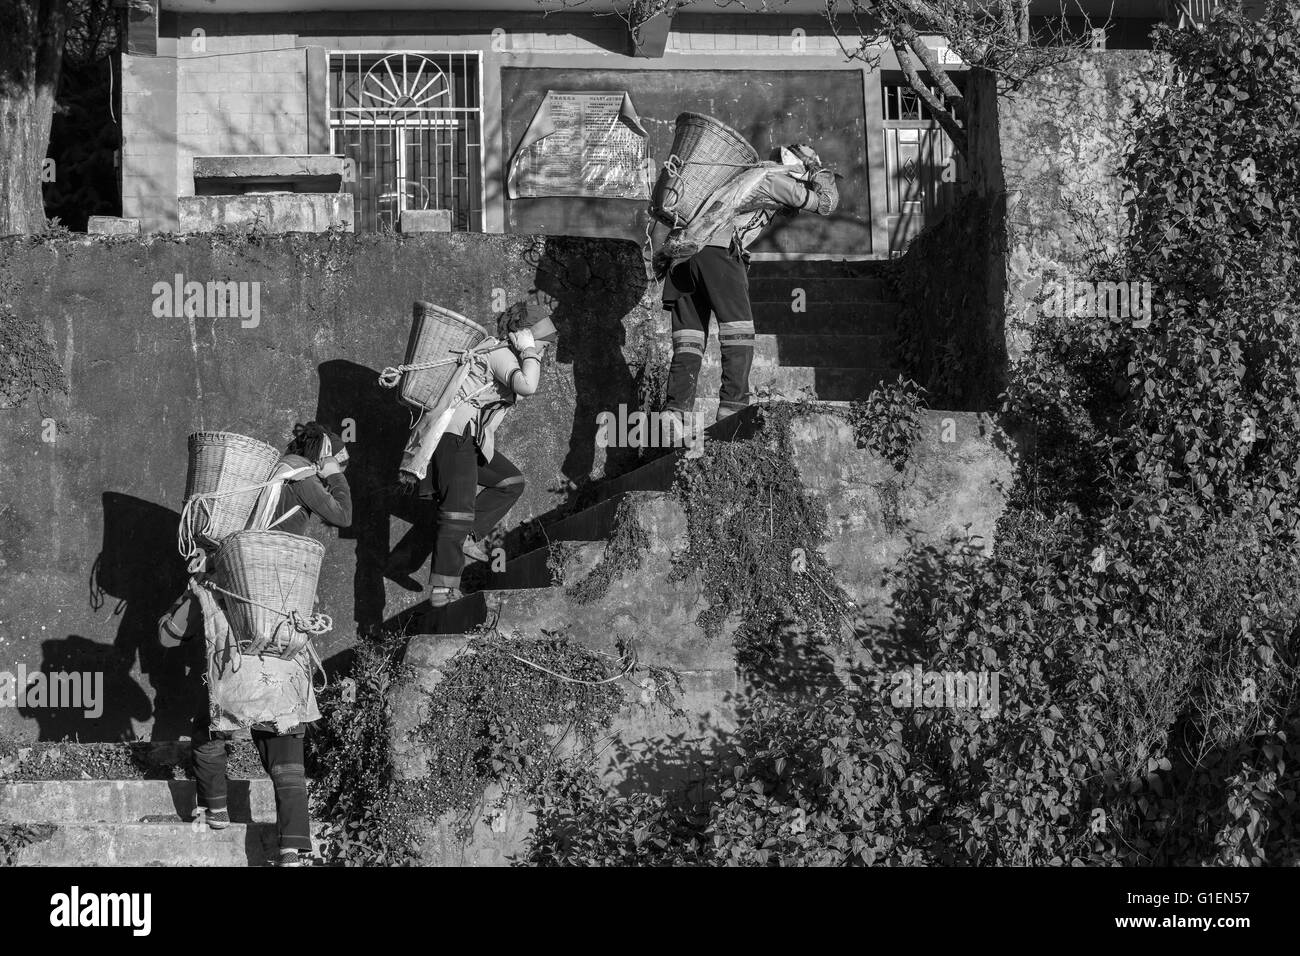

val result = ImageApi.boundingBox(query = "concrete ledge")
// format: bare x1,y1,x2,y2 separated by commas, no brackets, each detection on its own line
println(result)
178,193,354,233
87,216,142,236
0,779,276,824
8,822,276,867
192,154,347,194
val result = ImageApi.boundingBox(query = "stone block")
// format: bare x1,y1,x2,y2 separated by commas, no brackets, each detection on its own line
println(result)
177,193,353,233
400,209,452,233
87,217,142,236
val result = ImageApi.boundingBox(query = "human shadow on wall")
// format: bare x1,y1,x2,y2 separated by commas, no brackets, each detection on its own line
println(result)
85,492,200,741
17,634,152,743
526,235,648,494
313,358,418,634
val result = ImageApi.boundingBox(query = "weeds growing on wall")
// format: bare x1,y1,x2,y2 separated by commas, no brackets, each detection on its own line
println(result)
308,633,420,866
404,630,677,822
670,403,856,654
0,304,67,408
564,496,650,605
309,627,678,865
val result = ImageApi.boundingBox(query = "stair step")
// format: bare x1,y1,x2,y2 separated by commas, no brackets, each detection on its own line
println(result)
746,258,893,279
698,364,897,403
750,300,899,335
406,586,735,673
0,779,276,824
748,276,892,303
701,332,892,370
483,539,608,591
6,821,278,867
484,491,678,591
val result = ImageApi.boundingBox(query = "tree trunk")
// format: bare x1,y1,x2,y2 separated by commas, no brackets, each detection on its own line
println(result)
0,0,70,235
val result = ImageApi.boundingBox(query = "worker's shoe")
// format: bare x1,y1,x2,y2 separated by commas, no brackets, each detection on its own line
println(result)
194,807,229,830
462,536,491,564
428,586,463,608
276,849,305,867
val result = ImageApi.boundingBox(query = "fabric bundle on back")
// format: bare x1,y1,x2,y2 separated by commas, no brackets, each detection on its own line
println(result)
202,529,328,733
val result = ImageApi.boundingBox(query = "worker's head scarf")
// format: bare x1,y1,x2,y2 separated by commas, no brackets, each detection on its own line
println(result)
286,421,342,464
497,300,557,343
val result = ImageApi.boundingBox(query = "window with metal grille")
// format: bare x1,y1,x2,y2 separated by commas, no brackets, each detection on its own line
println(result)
881,80,964,124
329,52,483,233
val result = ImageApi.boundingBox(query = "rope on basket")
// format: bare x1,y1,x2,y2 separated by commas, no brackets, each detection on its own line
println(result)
377,341,506,390
177,475,299,571
202,580,330,689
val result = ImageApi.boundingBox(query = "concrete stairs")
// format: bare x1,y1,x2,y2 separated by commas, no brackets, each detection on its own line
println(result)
695,258,899,421
1,776,279,866
394,257,906,656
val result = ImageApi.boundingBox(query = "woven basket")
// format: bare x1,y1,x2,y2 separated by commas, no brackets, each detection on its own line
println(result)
183,432,281,549
652,112,760,226
399,301,490,411
215,530,324,658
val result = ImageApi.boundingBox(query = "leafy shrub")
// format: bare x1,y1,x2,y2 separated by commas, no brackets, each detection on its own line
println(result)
848,376,929,471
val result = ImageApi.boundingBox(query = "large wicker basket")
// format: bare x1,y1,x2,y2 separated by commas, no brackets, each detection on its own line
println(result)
399,301,490,411
215,530,324,658
651,112,760,227
183,432,281,550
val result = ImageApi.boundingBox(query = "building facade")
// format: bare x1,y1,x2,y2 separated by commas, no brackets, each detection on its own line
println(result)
120,0,1168,257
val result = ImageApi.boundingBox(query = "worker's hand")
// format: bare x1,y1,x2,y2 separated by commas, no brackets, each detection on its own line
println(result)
509,327,536,352
808,169,839,216
394,471,419,495
318,456,343,478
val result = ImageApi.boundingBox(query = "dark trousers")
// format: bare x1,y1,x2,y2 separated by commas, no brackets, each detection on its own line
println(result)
663,245,755,418
192,717,312,852
423,430,524,589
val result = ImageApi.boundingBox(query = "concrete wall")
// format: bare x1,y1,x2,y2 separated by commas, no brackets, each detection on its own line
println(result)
0,232,662,744
986,51,1167,359
890,52,1164,408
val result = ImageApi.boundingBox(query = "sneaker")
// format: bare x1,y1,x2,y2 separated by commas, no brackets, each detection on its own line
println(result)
462,536,491,564
196,807,229,830
428,586,463,608
277,849,305,867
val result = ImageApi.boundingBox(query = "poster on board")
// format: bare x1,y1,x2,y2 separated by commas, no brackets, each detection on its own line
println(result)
508,91,650,200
